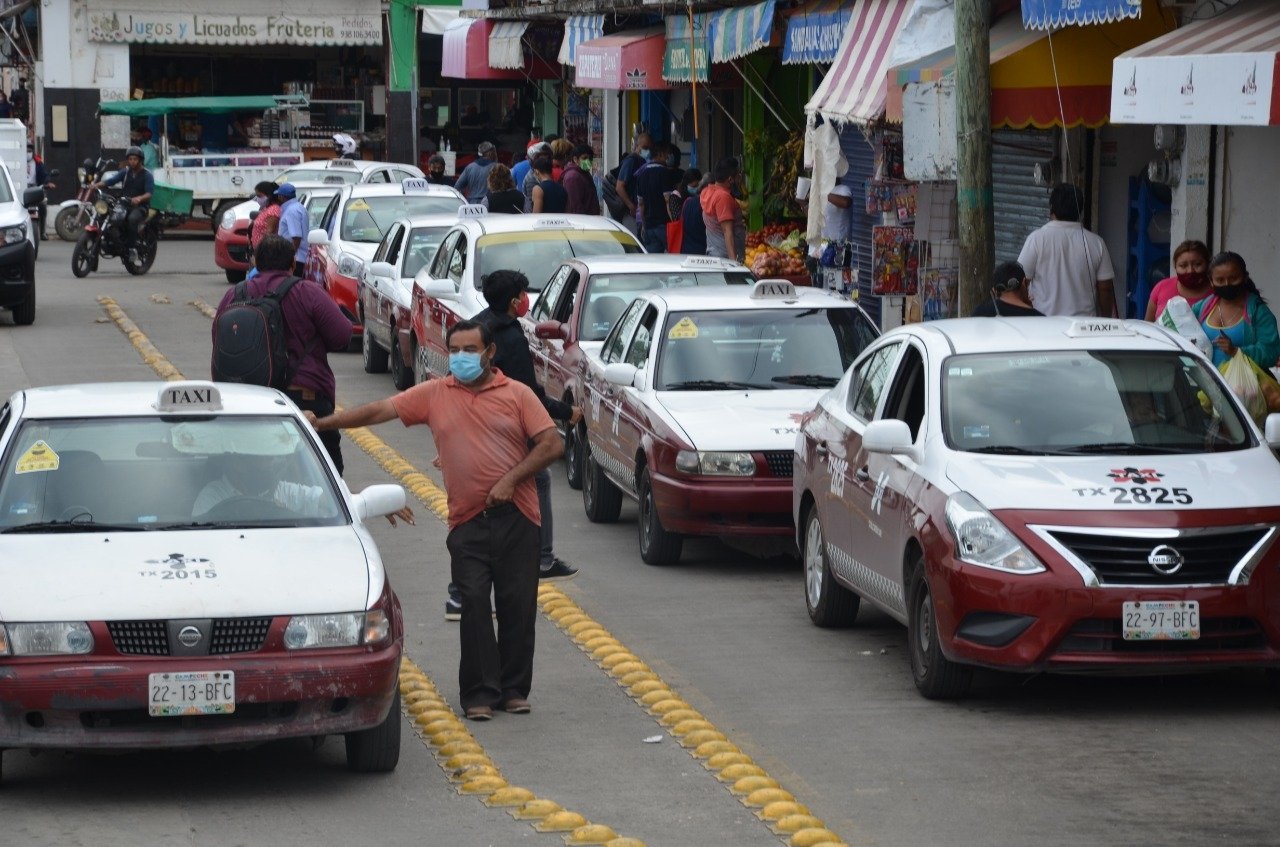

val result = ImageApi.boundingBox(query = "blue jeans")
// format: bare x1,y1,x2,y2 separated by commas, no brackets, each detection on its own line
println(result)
642,225,667,254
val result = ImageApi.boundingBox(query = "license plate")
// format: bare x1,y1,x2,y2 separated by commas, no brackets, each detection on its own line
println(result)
148,671,235,717
1122,600,1200,641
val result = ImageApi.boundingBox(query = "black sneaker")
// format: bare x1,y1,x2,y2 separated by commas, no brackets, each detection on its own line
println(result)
445,597,462,621
539,558,578,581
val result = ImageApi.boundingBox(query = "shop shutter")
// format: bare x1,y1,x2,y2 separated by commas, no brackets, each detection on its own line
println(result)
838,125,880,325
992,129,1056,263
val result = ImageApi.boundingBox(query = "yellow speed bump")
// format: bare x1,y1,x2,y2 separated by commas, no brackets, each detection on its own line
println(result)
789,829,844,847
449,763,500,783
585,636,621,651
600,652,640,670
591,644,628,660
404,690,439,705
648,698,690,715
745,787,796,808
512,799,563,820
534,811,589,832
485,786,536,808
693,740,738,759
438,740,483,758
775,814,827,835
618,670,658,687
719,763,766,782
706,751,753,771
629,679,668,697
459,775,509,795
445,752,491,770
604,840,648,847
670,718,715,736
759,800,811,821
428,730,472,747
565,824,619,844
421,717,463,735
567,621,602,637
679,729,727,749
732,775,779,796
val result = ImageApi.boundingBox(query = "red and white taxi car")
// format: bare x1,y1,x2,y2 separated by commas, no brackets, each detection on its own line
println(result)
581,280,878,564
0,381,409,779
794,317,1280,699
525,254,753,489
306,180,464,348
213,158,425,284
410,211,642,383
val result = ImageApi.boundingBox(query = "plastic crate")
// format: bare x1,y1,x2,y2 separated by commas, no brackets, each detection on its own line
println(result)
150,182,194,215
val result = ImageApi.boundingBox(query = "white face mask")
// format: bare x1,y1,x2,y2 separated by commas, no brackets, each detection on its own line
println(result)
254,196,268,207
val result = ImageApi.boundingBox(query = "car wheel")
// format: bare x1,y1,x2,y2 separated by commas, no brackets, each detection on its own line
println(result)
906,551,972,700
225,268,246,284
413,341,429,385
71,234,96,278
391,335,415,389
803,506,859,627
362,315,389,374
582,443,622,523
564,421,585,491
10,286,34,326
637,465,682,565
344,688,401,773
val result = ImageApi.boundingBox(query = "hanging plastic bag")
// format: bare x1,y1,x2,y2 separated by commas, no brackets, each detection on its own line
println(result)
1221,350,1268,424
1158,295,1213,358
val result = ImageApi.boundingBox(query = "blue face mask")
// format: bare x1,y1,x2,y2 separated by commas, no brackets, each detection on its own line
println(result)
639,148,651,161
449,351,485,383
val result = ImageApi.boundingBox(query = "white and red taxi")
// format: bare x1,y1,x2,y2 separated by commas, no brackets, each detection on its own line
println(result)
524,254,753,490
581,280,878,564
0,381,408,777
794,316,1280,699
306,179,464,348
410,210,642,383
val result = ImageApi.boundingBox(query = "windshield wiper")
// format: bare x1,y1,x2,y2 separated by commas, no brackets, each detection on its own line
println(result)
965,445,1063,456
663,380,773,391
2,520,148,533
772,374,840,387
1058,442,1195,455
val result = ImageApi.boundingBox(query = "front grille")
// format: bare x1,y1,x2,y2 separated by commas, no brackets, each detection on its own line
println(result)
1057,617,1267,655
1048,528,1269,585
763,451,794,478
108,620,168,655
210,617,271,654
228,245,250,261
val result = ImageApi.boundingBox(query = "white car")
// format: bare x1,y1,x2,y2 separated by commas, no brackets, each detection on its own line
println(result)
579,279,879,564
410,210,643,383
358,213,457,389
0,381,409,778
794,317,1280,699
0,163,40,324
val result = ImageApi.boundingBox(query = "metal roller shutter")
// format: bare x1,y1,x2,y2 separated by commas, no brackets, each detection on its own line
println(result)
992,129,1056,263
838,125,880,325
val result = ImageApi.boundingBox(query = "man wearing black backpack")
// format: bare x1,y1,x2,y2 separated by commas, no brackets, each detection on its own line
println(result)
211,235,353,472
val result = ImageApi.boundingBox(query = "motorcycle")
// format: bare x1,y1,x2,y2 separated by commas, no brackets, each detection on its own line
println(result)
71,191,161,278
55,157,113,242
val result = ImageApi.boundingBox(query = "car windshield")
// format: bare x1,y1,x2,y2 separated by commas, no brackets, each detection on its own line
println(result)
476,231,643,292
942,350,1253,455
276,168,361,185
303,190,339,228
403,226,450,280
342,196,464,243
655,308,878,391
0,416,347,531
582,271,754,342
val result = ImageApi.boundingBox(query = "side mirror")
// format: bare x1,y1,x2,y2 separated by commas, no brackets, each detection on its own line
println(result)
307,228,329,246
418,275,459,302
535,319,568,341
352,483,407,521
21,187,43,206
604,362,639,388
863,419,917,458
368,261,396,280
1265,413,1280,448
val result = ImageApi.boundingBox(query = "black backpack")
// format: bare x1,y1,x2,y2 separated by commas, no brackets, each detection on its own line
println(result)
210,276,304,390
600,153,640,222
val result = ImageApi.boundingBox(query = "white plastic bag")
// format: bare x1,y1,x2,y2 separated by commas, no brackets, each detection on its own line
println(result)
1222,350,1268,423
1158,295,1213,358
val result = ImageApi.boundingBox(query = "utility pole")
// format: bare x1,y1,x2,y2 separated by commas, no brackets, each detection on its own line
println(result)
955,0,993,314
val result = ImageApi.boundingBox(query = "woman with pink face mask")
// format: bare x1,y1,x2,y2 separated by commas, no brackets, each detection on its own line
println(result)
1145,239,1212,321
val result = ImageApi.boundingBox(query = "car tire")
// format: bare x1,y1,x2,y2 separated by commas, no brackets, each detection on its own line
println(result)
564,421,585,491
71,233,96,278
391,334,415,390
638,466,682,565
582,444,622,524
803,506,859,627
225,268,246,284
906,551,972,700
345,688,402,773
362,315,389,374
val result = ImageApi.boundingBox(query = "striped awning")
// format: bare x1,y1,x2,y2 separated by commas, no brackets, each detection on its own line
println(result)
1112,0,1280,126
782,0,855,65
558,14,604,67
442,18,523,80
709,0,776,63
1023,0,1142,31
420,7,461,36
804,0,912,124
489,21,529,70
664,13,710,83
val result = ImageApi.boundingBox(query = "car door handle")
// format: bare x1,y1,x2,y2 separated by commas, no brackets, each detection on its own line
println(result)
855,465,870,482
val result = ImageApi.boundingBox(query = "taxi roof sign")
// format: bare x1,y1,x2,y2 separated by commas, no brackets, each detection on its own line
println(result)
1065,318,1136,338
401,177,432,194
750,279,798,300
681,256,731,269
327,158,358,169
458,204,488,219
155,382,222,413
532,218,575,228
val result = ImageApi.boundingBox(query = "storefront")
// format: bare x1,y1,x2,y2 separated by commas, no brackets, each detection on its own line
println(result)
559,16,609,160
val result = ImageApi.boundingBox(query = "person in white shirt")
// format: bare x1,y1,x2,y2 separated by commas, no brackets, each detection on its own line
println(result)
193,454,325,518
1017,183,1116,318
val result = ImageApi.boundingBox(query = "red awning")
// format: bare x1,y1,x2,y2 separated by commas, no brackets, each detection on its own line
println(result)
575,29,672,91
441,18,557,80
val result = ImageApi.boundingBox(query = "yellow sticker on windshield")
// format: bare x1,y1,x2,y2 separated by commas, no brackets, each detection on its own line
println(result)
347,199,370,212
668,317,699,340
15,440,60,474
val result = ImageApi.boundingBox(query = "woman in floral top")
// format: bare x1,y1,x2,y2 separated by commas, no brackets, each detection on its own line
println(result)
249,181,282,249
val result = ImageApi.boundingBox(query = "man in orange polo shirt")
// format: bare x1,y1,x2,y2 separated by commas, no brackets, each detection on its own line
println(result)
304,319,562,721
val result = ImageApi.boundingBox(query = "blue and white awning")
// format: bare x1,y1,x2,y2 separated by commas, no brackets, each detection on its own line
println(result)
489,21,529,70
709,0,776,63
558,14,605,67
1022,0,1142,30
782,0,854,64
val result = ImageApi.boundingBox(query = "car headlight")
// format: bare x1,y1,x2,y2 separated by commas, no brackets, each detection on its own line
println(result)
944,492,1045,574
284,611,389,649
2,224,26,244
219,213,236,231
675,450,756,476
337,252,365,278
2,621,94,655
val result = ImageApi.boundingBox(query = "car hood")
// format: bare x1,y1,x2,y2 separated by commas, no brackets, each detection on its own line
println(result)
944,447,1280,512
0,202,29,228
0,527,373,621
656,390,823,451
341,241,379,262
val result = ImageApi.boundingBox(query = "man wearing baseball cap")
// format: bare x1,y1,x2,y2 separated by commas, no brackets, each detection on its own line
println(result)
512,141,548,202
454,141,498,205
274,183,310,276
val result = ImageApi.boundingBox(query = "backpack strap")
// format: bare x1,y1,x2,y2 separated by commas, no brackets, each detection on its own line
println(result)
267,275,303,301
232,280,250,302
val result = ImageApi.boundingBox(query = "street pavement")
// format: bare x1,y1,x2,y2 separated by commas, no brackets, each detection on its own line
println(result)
1,236,1278,847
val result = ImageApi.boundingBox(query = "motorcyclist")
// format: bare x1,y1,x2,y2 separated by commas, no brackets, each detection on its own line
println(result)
93,146,153,247
332,133,359,159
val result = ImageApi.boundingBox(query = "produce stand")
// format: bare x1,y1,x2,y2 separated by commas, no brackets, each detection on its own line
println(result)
745,222,811,284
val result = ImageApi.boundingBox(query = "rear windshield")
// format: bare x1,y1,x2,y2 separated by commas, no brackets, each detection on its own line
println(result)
276,168,360,185
475,230,643,292
581,271,753,342
342,195,464,243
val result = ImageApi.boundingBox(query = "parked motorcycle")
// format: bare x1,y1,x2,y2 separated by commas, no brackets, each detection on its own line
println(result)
55,157,113,242
71,191,160,278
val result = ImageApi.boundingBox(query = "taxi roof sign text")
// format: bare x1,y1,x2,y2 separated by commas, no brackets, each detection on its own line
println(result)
401,178,432,194
457,204,488,219
155,382,223,413
1065,319,1136,338
750,279,798,300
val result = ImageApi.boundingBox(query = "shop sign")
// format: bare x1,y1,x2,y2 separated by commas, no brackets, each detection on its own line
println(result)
781,8,849,65
87,8,382,46
664,14,709,83
1022,0,1141,30
1111,53,1278,127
